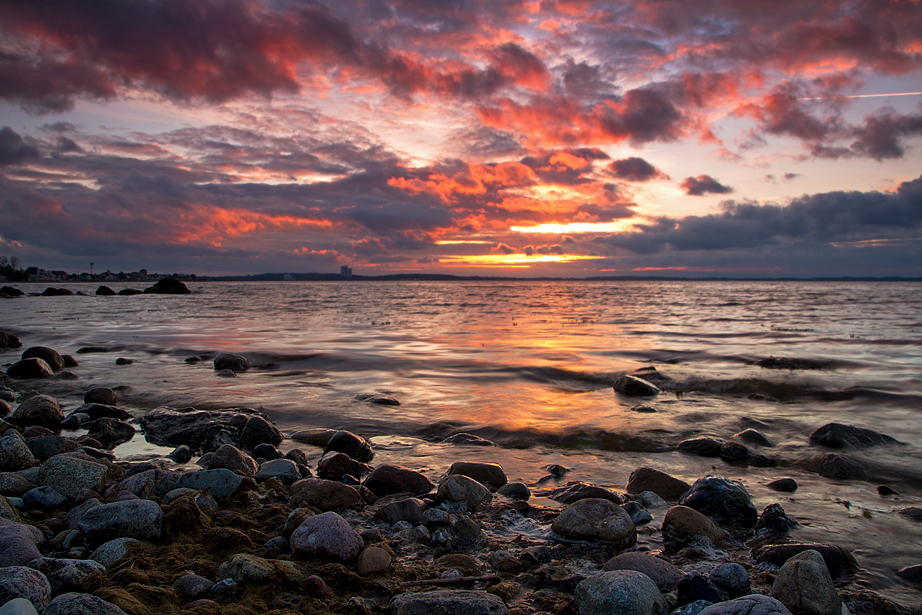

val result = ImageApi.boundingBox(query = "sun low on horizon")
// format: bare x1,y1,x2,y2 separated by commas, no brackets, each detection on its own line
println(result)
1,0,922,278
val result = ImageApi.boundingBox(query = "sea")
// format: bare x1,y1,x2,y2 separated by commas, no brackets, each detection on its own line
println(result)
2,280,921,604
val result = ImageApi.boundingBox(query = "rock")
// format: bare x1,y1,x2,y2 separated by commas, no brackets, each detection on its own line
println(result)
22,486,65,510
255,458,300,483
144,277,190,294
251,443,282,460
678,437,724,457
675,600,715,615
95,286,116,296
635,491,668,509
719,441,751,464
809,423,899,448
357,546,392,576
390,590,508,615
213,353,249,372
548,482,624,505
38,453,108,499
877,485,899,497
699,595,792,615
38,288,73,296
27,557,106,593
0,433,34,472
374,498,427,525
452,518,482,547
0,401,9,419
773,549,842,615
42,592,128,615
290,511,363,562
679,475,758,527
317,452,369,481
117,288,142,296
754,544,859,578
323,430,374,462
815,454,868,481
497,482,530,500
90,538,142,568
711,563,751,598
0,330,23,347
174,468,244,499
66,499,100,529
768,478,798,492
217,553,304,585
0,523,42,566
21,347,64,371
139,407,255,449
6,359,55,380
86,418,135,448
0,597,39,615
754,503,799,539
631,405,658,413
239,415,282,448
354,393,400,405
365,464,434,496
575,570,668,615
117,468,179,498
172,573,213,600
735,428,773,447
679,575,728,605
436,474,492,509
0,496,19,521
84,387,118,406
661,505,726,549
290,477,362,511
168,445,193,463
448,461,507,489
622,501,653,525
114,358,133,365
77,499,163,543
613,374,661,397
552,498,637,548
603,552,683,591
0,473,34,498
626,467,691,501
290,428,337,446
11,395,62,427
0,566,51,611
26,435,79,461
71,403,131,421
443,433,495,446
200,444,258,477
896,564,922,586
898,507,922,522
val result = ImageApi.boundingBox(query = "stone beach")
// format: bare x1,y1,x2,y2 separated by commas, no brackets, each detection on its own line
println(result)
2,334,922,615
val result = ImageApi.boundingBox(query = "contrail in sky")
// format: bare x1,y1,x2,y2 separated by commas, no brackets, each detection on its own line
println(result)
799,91,922,100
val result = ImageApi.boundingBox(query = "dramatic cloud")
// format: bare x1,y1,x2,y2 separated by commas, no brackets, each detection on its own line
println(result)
607,157,668,182
680,175,734,196
0,127,40,166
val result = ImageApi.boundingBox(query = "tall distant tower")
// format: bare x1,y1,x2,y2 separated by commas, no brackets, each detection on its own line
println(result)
340,265,353,279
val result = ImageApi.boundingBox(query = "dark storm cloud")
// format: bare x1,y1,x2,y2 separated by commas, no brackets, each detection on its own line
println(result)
849,107,922,160
0,127,40,166
681,175,733,196
607,157,668,182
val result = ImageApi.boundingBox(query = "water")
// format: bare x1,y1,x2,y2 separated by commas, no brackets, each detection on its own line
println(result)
3,280,922,604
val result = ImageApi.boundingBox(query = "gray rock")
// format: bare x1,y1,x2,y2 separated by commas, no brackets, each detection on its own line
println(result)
815,454,868,481
603,552,683,591
773,550,842,615
0,473,34,498
38,454,108,500
26,557,106,593
42,592,128,615
626,467,690,501
896,564,922,586
452,518,482,548
6,359,54,381
614,374,661,397
70,404,131,421
674,600,714,615
174,468,244,499
711,563,751,598
661,505,726,549
0,566,50,611
679,475,758,527
316,452,368,481
549,482,624,505
84,387,117,406
138,406,256,450
77,499,162,543
239,415,282,448
0,496,21,521
213,353,250,372
767,478,798,492
698,595,792,615
168,445,193,463
24,435,78,462
575,570,668,615
290,511,363,562
255,458,300,483
391,590,508,615
22,486,65,511
0,597,40,615
678,437,724,457
199,444,258,477
0,524,42,567
374,498,427,525
86,418,135,448
809,423,898,448
11,395,62,427
442,433,495,446
65,499,99,530
90,537,142,568
734,428,773,447
754,544,859,578
635,491,668,509
436,474,492,509
552,498,637,548
497,482,530,500
0,433,34,472
621,501,653,525
172,573,213,600
117,468,179,498
448,461,507,489
365,464,434,496
290,477,362,511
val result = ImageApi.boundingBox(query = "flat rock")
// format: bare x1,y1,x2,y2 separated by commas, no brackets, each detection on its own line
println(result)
139,407,257,450
290,511,363,562
613,374,661,397
11,395,62,427
38,453,108,500
0,433,34,472
42,592,128,615
290,477,362,511
603,552,683,591
391,590,508,615
552,498,637,548
365,464,434,496
754,544,859,578
662,505,726,549
174,468,244,499
77,499,163,543
699,594,792,615
0,524,42,566
0,566,51,611
626,467,691,501
436,474,492,509
448,461,507,489
772,549,842,615
809,423,899,448
549,482,624,505
679,475,758,527
575,570,668,615
27,557,106,594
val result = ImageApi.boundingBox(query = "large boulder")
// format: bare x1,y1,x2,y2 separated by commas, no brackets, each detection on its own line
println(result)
603,552,683,591
0,566,51,611
12,395,63,427
364,464,434,496
0,523,43,566
290,478,362,511
144,277,190,294
323,431,374,462
139,407,256,450
626,467,691,501
679,475,758,527
772,550,842,615
213,353,249,372
21,347,64,370
448,461,507,489
551,498,637,549
290,511,363,562
808,423,898,448
38,454,108,499
0,432,35,472
77,499,163,543
6,359,54,380
662,505,726,549
391,590,508,615
575,570,668,615
614,374,660,397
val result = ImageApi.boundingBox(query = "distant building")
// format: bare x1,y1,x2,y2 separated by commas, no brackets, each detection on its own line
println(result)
341,265,353,279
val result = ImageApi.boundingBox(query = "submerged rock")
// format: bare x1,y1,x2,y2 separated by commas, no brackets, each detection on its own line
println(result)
815,453,868,481
613,374,661,397
678,437,724,457
809,423,899,449
354,393,400,405
213,353,249,372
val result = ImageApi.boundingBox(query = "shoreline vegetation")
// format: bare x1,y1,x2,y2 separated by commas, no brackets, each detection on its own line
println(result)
1,339,921,614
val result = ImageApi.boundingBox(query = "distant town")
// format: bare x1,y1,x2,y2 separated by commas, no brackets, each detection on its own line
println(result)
0,256,196,284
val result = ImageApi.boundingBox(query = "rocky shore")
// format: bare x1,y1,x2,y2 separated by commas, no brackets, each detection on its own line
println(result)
1,341,921,615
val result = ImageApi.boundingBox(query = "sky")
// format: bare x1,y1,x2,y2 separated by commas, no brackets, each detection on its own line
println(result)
1,0,922,278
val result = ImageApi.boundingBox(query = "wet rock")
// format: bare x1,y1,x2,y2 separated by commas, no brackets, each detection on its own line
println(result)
213,353,249,373
711,563,751,598
290,511,363,562
390,590,507,615
90,537,142,568
11,394,62,427
43,592,128,615
38,288,73,296
678,437,724,457
255,458,300,483
626,467,691,501
896,565,922,586
71,403,131,421
0,566,51,611
22,486,65,510
0,330,22,347
773,550,842,615
699,595,792,615
290,477,362,511
552,497,637,548
95,286,116,296
0,473,34,497
816,454,868,481
38,453,108,499
357,546,392,576
354,393,400,405
117,468,178,498
199,444,258,477
549,482,625,505
735,428,773,447
6,359,54,380
374,498,426,525
27,557,106,593
0,433,34,472
168,445,193,463
613,374,661,397
576,570,668,615
26,435,79,461
754,503,799,539
174,468,244,499
172,573,213,601
603,552,683,591
290,428,337,446
662,505,726,549
768,478,798,492
754,544,859,578
898,507,922,522
365,464,435,496
436,474,492,509
631,405,658,413
77,499,163,543
719,441,751,464
443,433,495,446
635,491,668,509
622,501,653,525
497,482,530,500
679,475,758,527
488,550,521,573
679,575,728,605
809,423,899,449
239,415,282,448
21,347,64,371
86,418,135,448
0,597,39,615
323,430,374,462
0,523,43,566
139,407,255,450
877,485,899,497
317,452,369,481
448,461,507,489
